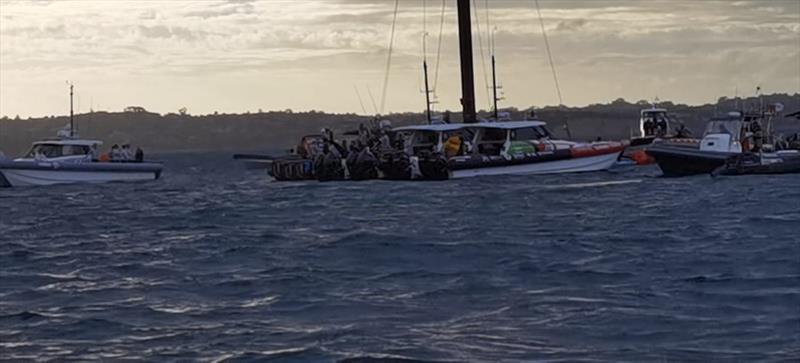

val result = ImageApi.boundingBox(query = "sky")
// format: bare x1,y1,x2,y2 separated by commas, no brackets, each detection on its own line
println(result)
0,0,798,118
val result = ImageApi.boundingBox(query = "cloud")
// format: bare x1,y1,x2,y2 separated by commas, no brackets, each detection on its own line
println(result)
0,0,798,117
555,18,588,32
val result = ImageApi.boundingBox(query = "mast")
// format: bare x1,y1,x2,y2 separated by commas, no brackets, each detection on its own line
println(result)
456,0,476,123
423,59,432,123
69,83,74,137
491,54,498,120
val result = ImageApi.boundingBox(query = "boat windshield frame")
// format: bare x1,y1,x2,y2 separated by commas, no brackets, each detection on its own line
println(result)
704,120,743,140
639,109,671,137
394,121,554,156
24,142,96,159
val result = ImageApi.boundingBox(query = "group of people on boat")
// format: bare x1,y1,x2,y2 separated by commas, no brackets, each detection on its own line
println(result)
642,114,669,137
99,144,144,162
279,117,449,181
743,119,764,152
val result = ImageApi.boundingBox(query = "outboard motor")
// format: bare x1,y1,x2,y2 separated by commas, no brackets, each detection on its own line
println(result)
349,148,379,180
379,151,412,180
417,151,450,180
314,151,345,181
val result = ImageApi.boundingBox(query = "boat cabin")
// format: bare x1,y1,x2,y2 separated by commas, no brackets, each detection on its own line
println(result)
699,111,764,153
639,108,671,137
18,138,102,163
394,121,555,158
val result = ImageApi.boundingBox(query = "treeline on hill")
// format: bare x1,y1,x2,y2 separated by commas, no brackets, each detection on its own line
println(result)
1,94,798,156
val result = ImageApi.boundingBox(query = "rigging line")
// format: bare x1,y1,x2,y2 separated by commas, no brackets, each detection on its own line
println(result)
432,0,446,91
472,0,491,111
422,0,427,62
485,0,492,55
534,0,564,106
379,0,400,115
366,84,379,114
354,85,367,114
423,0,427,49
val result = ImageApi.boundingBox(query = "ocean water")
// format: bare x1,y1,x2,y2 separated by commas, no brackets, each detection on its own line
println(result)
1,152,798,362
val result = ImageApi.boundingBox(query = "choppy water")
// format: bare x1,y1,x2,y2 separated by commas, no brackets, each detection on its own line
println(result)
1,152,798,362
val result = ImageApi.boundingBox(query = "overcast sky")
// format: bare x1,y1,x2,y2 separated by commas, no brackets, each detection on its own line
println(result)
0,0,798,118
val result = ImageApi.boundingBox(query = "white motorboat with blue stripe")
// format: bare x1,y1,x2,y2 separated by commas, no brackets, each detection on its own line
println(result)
0,138,163,187
0,83,163,187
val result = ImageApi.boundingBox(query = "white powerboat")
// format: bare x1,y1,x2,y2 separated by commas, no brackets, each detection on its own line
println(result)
0,84,163,187
0,138,163,187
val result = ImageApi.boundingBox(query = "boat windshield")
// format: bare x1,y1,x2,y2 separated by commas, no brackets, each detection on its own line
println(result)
407,131,440,154
413,131,439,145
643,111,667,119
63,145,91,156
510,127,549,141
25,143,91,158
705,121,742,139
26,144,61,158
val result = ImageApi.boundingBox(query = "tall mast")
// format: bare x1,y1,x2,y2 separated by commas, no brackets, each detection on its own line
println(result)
491,54,498,120
488,3,498,120
422,30,433,124
69,83,74,137
423,60,432,123
456,0,476,123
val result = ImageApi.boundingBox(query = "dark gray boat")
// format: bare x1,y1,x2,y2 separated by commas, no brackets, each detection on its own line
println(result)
714,151,800,176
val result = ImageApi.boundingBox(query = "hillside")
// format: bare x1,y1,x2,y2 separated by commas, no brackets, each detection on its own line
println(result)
1,94,798,156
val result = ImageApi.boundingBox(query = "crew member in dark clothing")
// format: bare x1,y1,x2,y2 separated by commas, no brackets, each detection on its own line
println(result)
656,117,668,136
134,147,144,162
751,120,763,152
674,122,692,138
643,118,655,136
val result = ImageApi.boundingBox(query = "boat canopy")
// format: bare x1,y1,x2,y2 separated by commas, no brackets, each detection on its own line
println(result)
393,124,468,132
393,120,547,133
32,138,103,147
471,121,547,129
641,108,667,115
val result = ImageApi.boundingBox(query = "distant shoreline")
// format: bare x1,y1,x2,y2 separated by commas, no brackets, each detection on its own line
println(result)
1,94,798,156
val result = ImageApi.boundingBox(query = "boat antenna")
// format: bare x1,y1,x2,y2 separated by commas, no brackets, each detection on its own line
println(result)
456,0,477,123
67,81,74,137
756,85,763,115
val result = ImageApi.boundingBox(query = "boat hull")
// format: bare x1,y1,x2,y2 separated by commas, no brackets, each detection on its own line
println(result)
450,150,621,178
716,152,800,176
0,161,163,187
233,154,275,170
646,143,735,177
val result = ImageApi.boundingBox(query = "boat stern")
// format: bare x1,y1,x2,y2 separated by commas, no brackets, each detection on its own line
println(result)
0,170,10,187
647,143,733,177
